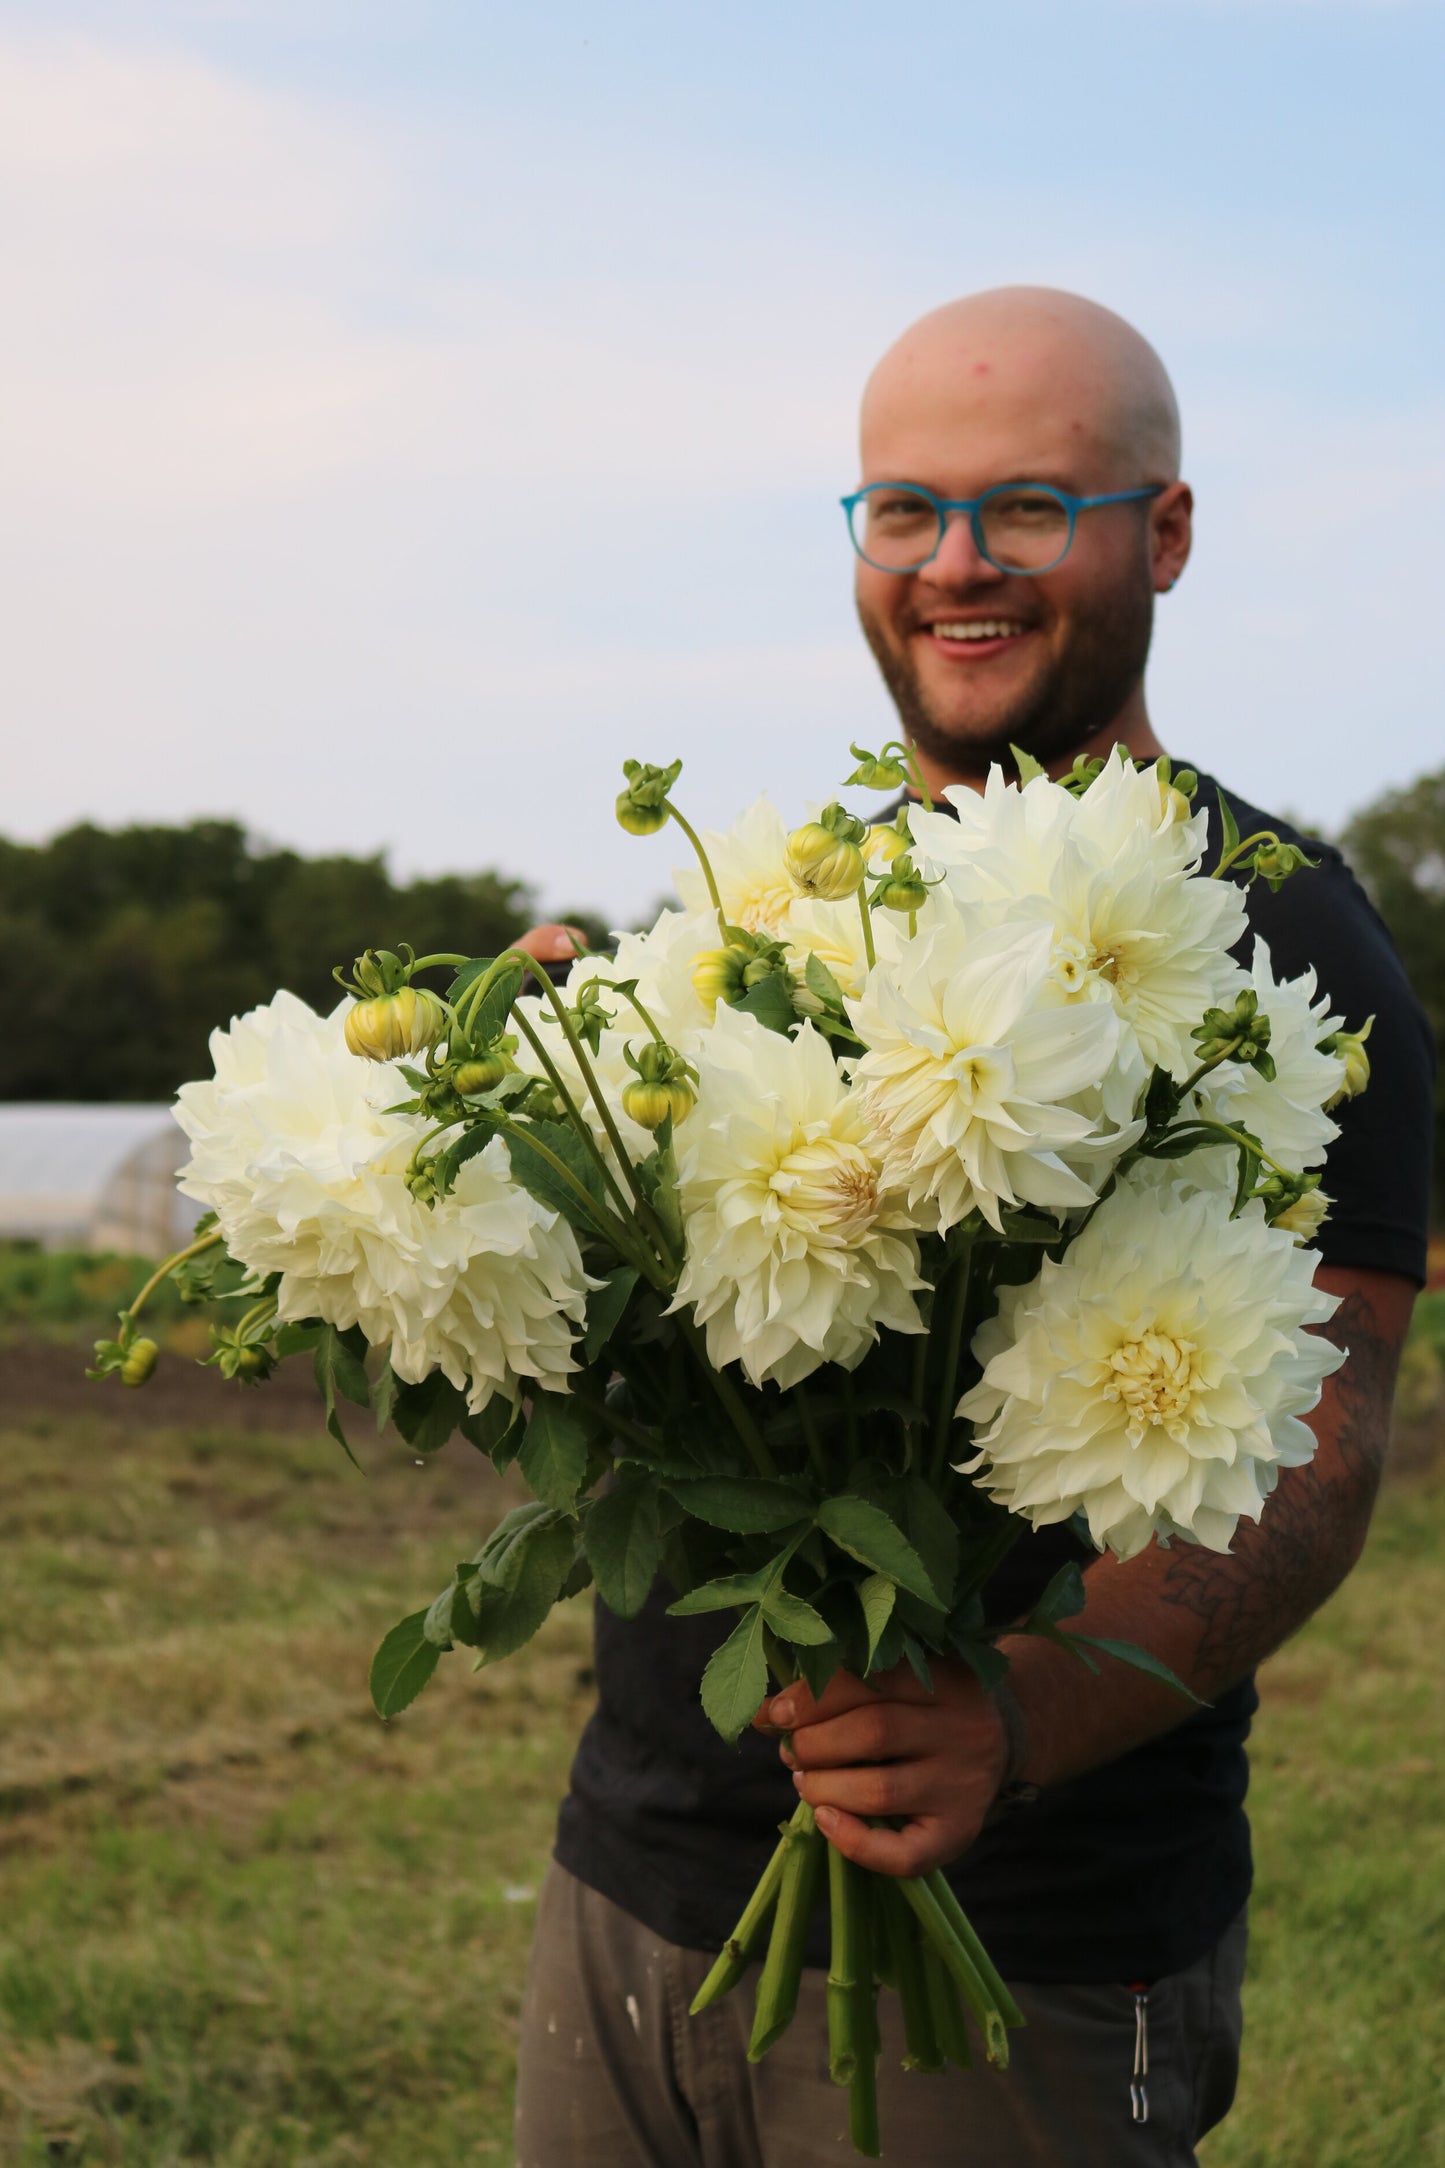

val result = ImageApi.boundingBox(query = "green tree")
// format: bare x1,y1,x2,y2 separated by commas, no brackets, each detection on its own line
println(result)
0,821,605,1104
1340,765,1445,1224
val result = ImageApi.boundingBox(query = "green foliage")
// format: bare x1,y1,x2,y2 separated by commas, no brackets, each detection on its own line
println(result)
0,819,606,1104
1340,765,1445,1222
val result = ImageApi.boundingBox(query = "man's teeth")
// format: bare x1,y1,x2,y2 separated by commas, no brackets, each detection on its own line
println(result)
931,621,1027,641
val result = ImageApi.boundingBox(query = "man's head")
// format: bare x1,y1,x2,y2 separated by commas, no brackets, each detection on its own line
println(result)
853,287,1191,784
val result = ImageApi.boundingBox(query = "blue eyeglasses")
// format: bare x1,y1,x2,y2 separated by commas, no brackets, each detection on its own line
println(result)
841,480,1165,576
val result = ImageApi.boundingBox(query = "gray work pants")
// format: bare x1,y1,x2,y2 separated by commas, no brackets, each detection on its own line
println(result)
514,1862,1248,2167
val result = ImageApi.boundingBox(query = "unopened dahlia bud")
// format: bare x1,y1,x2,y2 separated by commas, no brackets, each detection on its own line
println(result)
1248,838,1315,891
873,853,930,915
1192,990,1274,1076
865,823,910,867
616,756,683,836
621,1038,697,1130
451,1043,516,1096
785,818,865,901
1320,1017,1373,1109
1271,1186,1332,1243
1154,758,1198,823
345,986,447,1063
843,743,910,791
120,1337,159,1388
692,944,749,1016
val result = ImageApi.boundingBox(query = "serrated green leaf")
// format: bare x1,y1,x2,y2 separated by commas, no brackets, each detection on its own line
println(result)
391,1370,468,1455
1217,788,1241,862
1009,742,1048,784
857,1573,897,1669
436,1117,505,1195
1024,1561,1086,1633
792,1636,844,1703
465,1509,577,1666
464,954,527,1047
817,1494,943,1609
459,1395,525,1471
584,1266,640,1362
804,950,846,1011
734,974,797,1037
371,1359,397,1435
504,1119,612,1237
1068,1633,1207,1704
667,1571,770,1617
583,1475,664,1619
518,1393,592,1513
699,1604,769,1742
273,1320,321,1360
666,1476,815,1534
760,1588,832,1645
314,1323,370,1467
369,1611,441,1717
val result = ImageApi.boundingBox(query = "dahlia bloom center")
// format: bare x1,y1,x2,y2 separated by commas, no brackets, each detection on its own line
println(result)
943,1041,1015,1105
768,1134,880,1243
1102,1329,1201,1441
1050,932,1131,996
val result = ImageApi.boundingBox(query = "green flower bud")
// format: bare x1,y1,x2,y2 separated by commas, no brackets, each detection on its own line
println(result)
1320,1017,1372,1109
1191,991,1275,1076
1153,758,1198,824
119,1337,159,1388
345,986,447,1063
785,820,865,900
621,1036,697,1130
1271,1187,1332,1243
691,944,749,1016
405,1153,443,1208
1248,838,1316,892
865,823,910,867
451,1048,514,1095
871,850,931,915
843,743,910,791
616,757,683,835
206,1329,276,1384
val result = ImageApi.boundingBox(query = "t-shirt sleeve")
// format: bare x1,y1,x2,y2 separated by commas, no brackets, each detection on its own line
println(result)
1245,853,1435,1285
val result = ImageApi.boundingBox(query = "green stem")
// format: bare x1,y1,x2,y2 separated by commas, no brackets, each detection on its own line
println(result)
690,1814,796,2013
1171,1038,1243,1103
958,1514,1026,1606
492,1113,663,1289
854,886,877,972
928,1243,974,1486
847,1874,882,2157
923,1870,1025,2030
123,1228,224,1322
1210,828,1283,880
909,1332,929,1469
922,1938,972,2069
676,1320,780,1481
825,1841,861,2085
795,1381,829,1486
407,951,469,973
664,801,729,943
506,1003,664,1264
897,1876,1011,2068
528,971,679,1270
747,1805,826,2062
880,1880,943,2073
613,985,672,1049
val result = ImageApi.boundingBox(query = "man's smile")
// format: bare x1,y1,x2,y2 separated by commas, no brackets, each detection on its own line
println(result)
920,615,1036,658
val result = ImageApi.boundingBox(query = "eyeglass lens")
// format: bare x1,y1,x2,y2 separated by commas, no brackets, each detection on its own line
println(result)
849,487,1073,573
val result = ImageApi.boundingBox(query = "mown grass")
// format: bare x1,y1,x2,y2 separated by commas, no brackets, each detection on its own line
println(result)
1,1372,1442,2164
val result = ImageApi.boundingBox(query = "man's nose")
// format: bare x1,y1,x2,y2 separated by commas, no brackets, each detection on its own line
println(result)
928,511,1007,587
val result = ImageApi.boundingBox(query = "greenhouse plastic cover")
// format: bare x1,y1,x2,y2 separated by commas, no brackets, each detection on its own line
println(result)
0,1105,196,1256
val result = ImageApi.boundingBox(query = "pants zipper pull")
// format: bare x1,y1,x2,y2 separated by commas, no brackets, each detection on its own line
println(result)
1129,1987,1150,2124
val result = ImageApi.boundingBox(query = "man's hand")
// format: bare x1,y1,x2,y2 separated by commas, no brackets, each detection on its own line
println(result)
752,1660,1010,1877
514,923,587,967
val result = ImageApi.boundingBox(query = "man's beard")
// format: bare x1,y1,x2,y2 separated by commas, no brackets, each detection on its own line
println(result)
857,581,1155,780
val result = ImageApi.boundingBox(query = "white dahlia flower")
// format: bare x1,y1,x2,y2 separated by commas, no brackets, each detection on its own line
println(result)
957,1171,1343,1560
1190,940,1346,1174
907,755,1247,1115
670,1007,927,1389
174,992,589,1410
674,793,796,938
846,909,1124,1233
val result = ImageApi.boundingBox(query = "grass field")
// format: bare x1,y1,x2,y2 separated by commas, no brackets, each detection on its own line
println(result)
1,1347,1442,2165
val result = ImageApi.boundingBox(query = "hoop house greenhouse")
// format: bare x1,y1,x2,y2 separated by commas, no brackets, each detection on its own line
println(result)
0,1106,194,1257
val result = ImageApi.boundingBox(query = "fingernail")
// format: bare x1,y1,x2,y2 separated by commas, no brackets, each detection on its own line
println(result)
771,1696,796,1726
791,1771,805,1792
778,1744,797,1769
814,1806,836,1833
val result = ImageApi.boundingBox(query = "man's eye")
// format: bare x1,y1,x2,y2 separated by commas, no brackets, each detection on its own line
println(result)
989,492,1062,524
869,494,934,526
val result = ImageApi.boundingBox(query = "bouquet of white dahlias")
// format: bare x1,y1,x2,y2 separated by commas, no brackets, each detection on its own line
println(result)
94,741,1370,2158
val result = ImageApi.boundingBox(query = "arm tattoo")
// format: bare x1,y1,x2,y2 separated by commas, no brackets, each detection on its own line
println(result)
1156,1288,1401,1694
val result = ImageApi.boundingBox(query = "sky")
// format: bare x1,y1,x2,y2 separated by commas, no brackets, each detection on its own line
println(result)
3,0,1443,925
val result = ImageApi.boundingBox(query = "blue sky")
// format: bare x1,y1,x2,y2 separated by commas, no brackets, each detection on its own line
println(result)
3,1,1442,921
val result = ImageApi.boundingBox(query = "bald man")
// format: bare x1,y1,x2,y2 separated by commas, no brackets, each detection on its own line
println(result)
512,290,1432,2167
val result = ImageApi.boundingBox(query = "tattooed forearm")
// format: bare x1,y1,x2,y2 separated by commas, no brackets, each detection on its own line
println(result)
1156,1282,1404,1694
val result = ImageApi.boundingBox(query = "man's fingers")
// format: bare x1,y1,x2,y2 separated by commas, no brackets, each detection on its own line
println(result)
754,1669,873,1735
514,922,587,964
811,1805,950,1879
783,1704,934,1771
790,1759,933,1822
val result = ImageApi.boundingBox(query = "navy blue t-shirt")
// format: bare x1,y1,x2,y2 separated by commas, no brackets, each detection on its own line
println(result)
553,772,1435,1983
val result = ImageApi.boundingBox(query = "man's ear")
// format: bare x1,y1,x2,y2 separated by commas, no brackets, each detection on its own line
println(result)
1150,482,1193,593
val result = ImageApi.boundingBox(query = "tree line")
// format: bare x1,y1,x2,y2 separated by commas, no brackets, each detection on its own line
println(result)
0,819,604,1106
0,774,1440,1219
